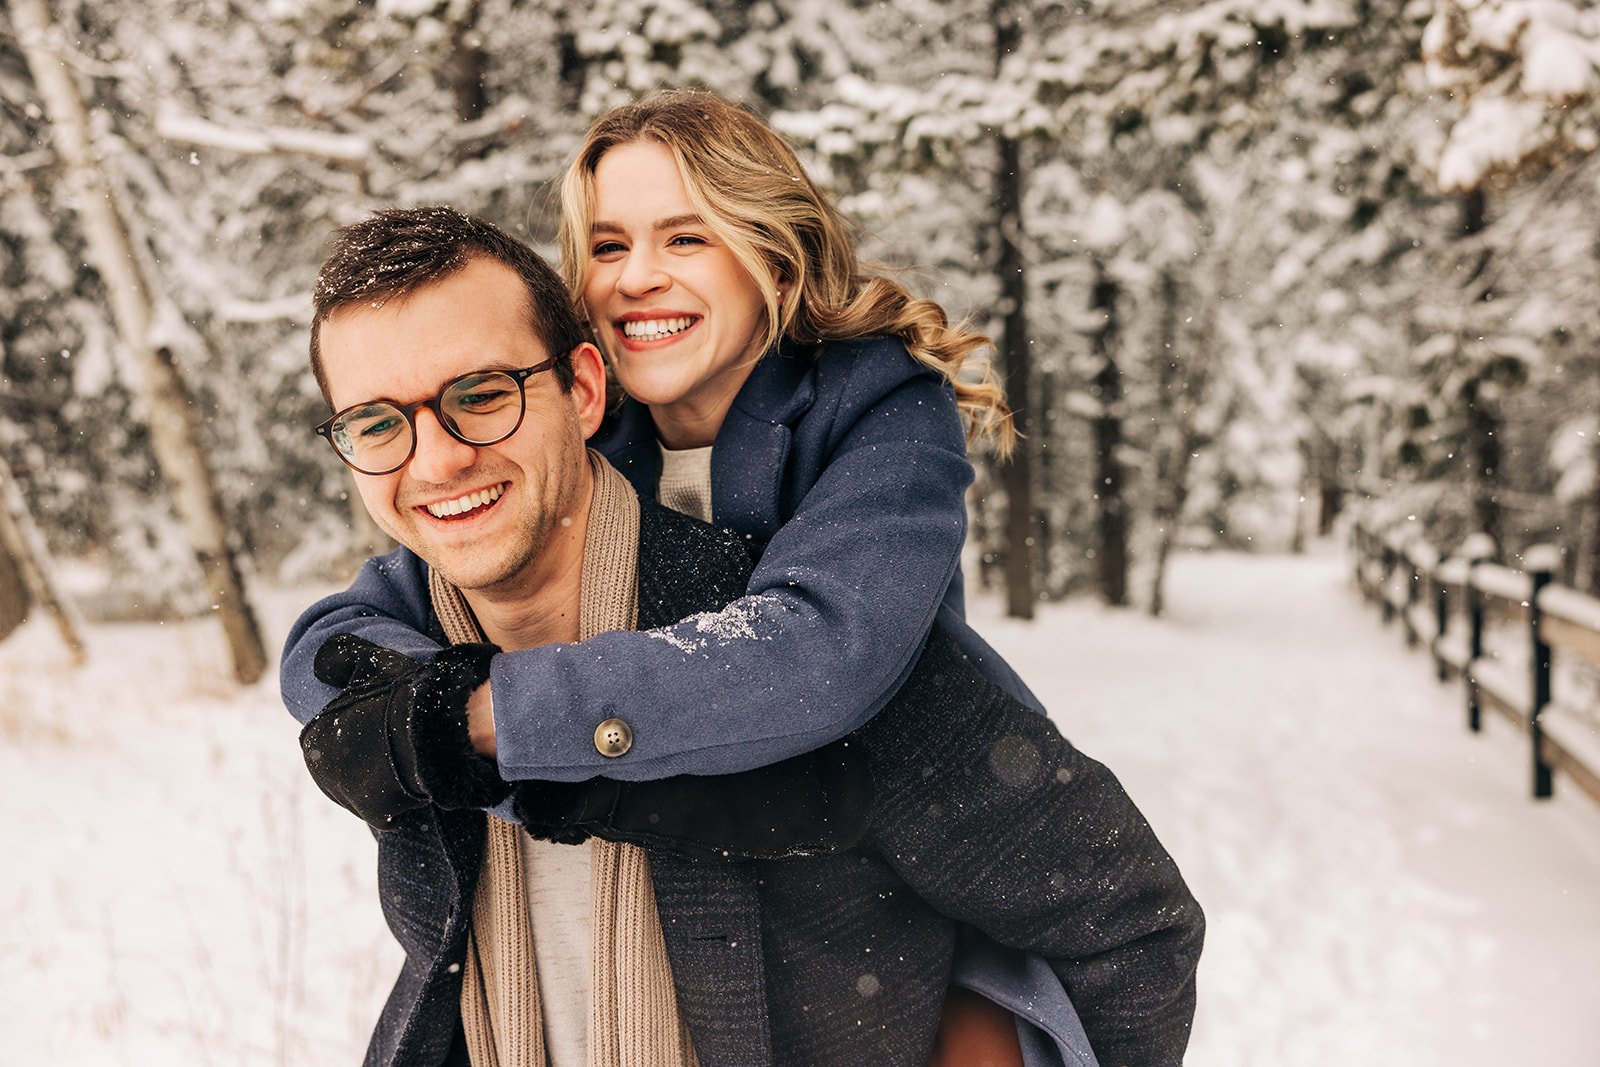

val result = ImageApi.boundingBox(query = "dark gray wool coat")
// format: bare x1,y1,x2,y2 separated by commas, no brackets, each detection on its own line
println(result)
360,500,1203,1067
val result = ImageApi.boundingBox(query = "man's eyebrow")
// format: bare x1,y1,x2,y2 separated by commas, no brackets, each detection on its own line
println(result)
590,213,705,235
341,361,527,407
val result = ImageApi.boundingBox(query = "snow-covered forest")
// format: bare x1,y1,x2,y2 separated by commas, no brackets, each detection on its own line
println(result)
4,0,1600,634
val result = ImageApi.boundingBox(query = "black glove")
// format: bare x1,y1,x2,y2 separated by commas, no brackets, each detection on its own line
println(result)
299,633,507,827
514,737,874,862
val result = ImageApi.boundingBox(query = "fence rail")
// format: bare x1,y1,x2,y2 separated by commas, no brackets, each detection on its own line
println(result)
1350,522,1600,808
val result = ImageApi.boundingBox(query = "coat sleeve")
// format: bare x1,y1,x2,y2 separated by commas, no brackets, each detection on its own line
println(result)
281,344,978,782
280,547,446,726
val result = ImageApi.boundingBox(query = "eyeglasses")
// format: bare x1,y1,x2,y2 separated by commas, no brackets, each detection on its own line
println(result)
314,357,559,475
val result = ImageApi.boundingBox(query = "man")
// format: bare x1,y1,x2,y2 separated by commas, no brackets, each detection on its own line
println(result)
290,208,1202,1067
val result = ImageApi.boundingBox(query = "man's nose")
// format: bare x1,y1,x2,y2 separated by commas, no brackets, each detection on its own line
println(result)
406,406,477,484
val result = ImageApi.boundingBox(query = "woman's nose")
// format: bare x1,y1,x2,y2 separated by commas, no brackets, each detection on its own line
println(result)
406,406,478,484
616,247,670,298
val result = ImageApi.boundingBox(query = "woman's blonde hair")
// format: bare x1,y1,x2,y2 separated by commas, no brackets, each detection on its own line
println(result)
558,88,1014,454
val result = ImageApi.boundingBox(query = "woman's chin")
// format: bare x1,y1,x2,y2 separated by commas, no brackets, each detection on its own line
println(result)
611,369,691,410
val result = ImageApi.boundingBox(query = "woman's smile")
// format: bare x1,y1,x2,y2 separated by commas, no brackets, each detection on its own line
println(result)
619,314,698,342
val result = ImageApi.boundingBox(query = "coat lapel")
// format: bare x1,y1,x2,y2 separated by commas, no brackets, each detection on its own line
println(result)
712,343,816,545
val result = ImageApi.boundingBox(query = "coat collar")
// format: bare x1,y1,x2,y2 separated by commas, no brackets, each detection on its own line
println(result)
723,339,818,427
593,341,820,543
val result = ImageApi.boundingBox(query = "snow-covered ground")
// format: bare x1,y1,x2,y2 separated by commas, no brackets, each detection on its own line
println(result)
4,542,1599,1065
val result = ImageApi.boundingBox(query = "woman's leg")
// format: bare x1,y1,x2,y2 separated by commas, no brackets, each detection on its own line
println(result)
929,986,1023,1067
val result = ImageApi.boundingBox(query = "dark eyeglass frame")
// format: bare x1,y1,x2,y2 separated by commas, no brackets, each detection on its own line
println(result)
314,355,559,475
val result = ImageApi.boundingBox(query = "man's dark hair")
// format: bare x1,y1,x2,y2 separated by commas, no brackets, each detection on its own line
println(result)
309,207,582,404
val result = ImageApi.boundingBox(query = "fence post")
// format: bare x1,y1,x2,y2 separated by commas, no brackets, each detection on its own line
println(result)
1526,544,1561,799
1403,540,1439,652
1460,533,1495,733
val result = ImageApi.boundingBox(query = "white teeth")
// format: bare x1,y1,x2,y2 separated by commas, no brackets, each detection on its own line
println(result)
426,483,503,519
622,316,694,341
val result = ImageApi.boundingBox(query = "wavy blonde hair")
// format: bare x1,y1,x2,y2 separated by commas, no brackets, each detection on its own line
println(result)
558,88,1014,454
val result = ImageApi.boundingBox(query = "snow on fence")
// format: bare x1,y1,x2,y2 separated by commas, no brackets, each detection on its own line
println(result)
1351,522,1600,808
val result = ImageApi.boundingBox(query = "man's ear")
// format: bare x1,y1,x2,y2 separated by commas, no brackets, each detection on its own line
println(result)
571,342,608,438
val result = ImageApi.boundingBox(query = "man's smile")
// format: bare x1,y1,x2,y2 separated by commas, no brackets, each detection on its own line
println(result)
421,482,506,520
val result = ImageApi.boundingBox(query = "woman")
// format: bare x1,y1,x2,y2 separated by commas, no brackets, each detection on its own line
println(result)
284,90,1196,1065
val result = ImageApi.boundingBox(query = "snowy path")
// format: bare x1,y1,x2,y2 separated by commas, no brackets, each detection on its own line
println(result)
973,545,1600,1066
2,544,1600,1064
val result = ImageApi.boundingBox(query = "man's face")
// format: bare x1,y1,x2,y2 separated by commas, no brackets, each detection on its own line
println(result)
319,256,606,597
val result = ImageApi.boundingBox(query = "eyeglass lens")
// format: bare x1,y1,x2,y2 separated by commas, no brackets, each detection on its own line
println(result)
329,371,524,474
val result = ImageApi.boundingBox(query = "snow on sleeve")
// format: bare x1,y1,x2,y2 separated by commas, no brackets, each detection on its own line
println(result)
643,594,785,655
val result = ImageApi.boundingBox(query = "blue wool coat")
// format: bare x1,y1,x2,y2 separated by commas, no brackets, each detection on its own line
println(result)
281,336,1041,782
352,501,1199,1067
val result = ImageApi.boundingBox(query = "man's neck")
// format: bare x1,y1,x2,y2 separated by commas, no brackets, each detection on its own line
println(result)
461,482,591,652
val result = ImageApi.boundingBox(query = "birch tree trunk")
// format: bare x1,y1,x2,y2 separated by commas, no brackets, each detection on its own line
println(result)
0,529,28,644
0,454,88,663
14,0,267,683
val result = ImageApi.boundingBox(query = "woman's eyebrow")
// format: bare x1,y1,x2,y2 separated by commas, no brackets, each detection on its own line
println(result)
653,213,703,231
590,213,704,235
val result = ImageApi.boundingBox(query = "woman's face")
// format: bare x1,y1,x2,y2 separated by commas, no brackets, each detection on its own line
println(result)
582,139,775,450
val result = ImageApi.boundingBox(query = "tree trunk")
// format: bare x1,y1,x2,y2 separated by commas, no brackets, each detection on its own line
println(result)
0,534,28,644
993,0,1036,619
1318,469,1342,536
0,453,87,662
446,0,489,123
1147,269,1184,614
1146,248,1226,615
445,0,489,166
1468,397,1502,556
1089,261,1128,607
1454,189,1503,560
1290,460,1309,556
15,0,266,683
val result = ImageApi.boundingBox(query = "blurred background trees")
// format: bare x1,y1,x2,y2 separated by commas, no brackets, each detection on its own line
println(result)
2,0,1599,641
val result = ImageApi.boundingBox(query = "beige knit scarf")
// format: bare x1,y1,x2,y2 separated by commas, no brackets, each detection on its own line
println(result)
430,451,697,1067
